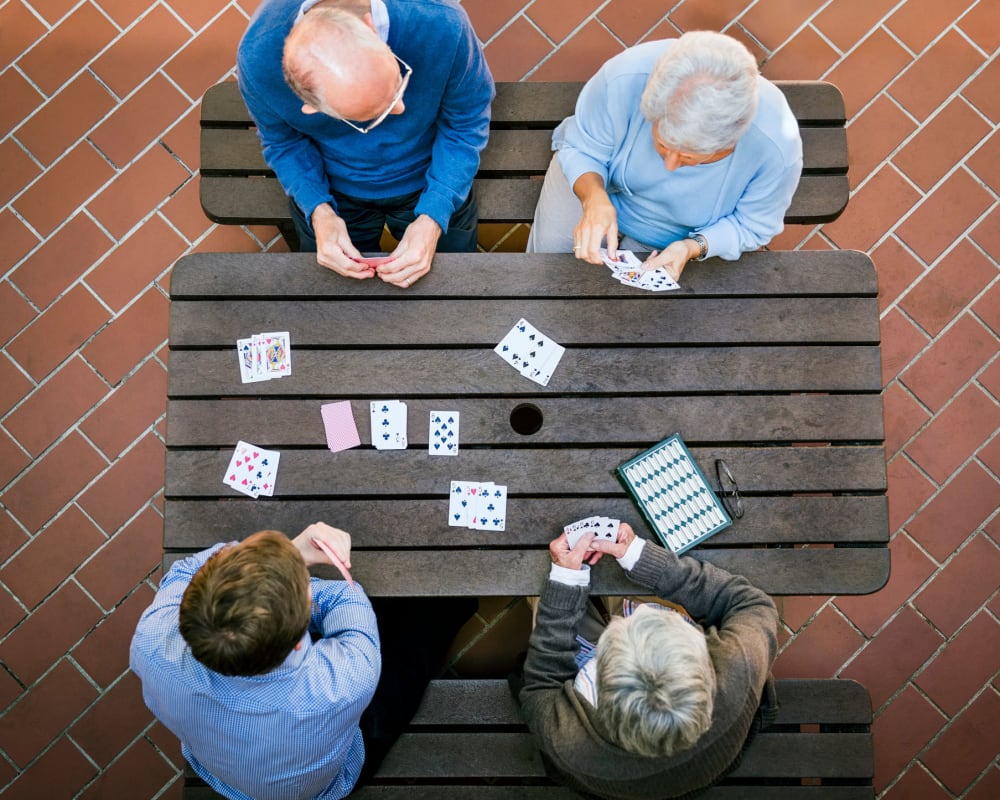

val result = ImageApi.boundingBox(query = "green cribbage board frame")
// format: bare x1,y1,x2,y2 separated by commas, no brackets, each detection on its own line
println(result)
615,433,732,554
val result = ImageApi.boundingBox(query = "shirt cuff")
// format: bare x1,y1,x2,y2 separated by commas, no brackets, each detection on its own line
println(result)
617,537,646,571
549,563,591,586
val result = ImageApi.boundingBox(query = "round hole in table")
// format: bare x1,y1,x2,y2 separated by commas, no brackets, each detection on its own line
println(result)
510,403,543,435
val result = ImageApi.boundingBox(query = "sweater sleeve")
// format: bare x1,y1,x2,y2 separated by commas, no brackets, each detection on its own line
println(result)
519,579,590,697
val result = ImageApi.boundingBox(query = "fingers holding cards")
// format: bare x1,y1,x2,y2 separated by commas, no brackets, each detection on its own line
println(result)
599,248,680,293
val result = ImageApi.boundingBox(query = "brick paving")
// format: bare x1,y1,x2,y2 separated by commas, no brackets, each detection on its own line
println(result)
0,1,997,797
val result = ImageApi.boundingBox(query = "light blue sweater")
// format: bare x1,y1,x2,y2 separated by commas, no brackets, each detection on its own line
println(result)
554,40,803,260
237,0,494,233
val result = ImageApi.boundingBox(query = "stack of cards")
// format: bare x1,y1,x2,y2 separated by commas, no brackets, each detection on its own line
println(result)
600,249,679,292
448,481,507,531
494,318,565,386
563,515,621,549
237,331,292,383
370,400,407,450
223,441,280,498
429,411,460,456
321,401,361,452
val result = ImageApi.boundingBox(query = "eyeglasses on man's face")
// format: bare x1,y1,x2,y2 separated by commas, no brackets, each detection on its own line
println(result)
339,53,412,134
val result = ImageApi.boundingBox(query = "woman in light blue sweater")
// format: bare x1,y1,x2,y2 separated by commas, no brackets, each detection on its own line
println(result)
528,32,803,282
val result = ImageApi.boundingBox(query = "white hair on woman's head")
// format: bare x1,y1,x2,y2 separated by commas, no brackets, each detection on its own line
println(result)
594,605,716,757
640,30,759,155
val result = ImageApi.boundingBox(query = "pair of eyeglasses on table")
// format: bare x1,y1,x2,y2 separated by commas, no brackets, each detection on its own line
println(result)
715,459,745,520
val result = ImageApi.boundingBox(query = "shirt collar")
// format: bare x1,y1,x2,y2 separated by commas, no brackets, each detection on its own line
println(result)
296,0,390,41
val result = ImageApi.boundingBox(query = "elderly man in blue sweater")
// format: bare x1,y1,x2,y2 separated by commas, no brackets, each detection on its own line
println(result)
238,0,494,287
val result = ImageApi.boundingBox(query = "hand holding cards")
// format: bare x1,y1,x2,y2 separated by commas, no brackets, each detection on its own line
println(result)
494,318,565,386
223,441,280,498
600,249,679,293
237,331,292,383
564,515,621,549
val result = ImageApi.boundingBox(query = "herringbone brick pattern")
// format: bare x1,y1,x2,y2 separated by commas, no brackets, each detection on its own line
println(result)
0,1,996,797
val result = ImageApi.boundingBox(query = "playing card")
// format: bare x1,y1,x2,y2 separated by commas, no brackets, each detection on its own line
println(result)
563,516,620,549
494,318,536,373
321,401,361,452
637,269,680,292
260,331,292,377
495,318,565,385
524,343,565,387
600,248,643,271
223,441,280,499
429,410,460,456
353,255,395,267
370,400,407,450
448,480,475,527
472,483,507,531
237,337,267,384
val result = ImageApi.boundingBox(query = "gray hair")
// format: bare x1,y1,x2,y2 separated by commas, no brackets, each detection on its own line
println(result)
594,605,716,757
639,31,759,155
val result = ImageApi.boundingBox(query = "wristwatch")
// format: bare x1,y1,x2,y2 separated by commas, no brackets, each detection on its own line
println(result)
690,233,708,260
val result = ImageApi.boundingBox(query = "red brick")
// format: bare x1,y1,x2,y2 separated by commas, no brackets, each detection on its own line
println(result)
0,735,97,800
0,1,46,70
765,223,812,250
5,357,107,456
0,508,29,564
0,427,31,491
73,583,155,688
901,313,996,411
484,17,552,82
813,0,899,52
0,353,33,416
193,223,266,253
90,74,191,169
164,0,232,31
842,606,943,710
531,20,624,82
0,660,97,768
871,685,947,792
84,287,169,384
87,145,190,239
970,206,1000,264
72,672,153,766
773,605,864,679
962,53,1000,124
79,433,165,534
921,689,1000,794
1,505,106,610
886,0,978,53
899,240,996,337
527,0,603,45
740,0,825,52
164,6,246,98
882,382,929,459
161,105,201,175
85,214,186,312
0,431,106,532
963,765,1000,800
0,663,23,710
0,138,41,207
14,72,117,166
668,0,749,33
775,594,827,632
13,141,115,236
91,5,190,98
760,25,839,81
915,612,1000,716
974,282,1000,338
897,170,994,264
0,68,43,139
824,165,921,255
835,532,937,636
597,0,667,47
146,720,184,770
17,2,118,95
886,455,935,534
906,386,1000,484
77,505,164,609
0,279,37,347
979,427,1000,477
0,209,40,273
0,581,103,684
77,737,178,800
914,532,1000,636
910,459,997,556
6,283,109,382
823,28,912,118
895,98,991,193
846,96,917,192
81,359,167,458
160,176,213,242
882,764,951,800
966,128,1000,195
0,584,26,638
9,212,113,309
889,31,985,122
880,308,930,388
91,0,145,27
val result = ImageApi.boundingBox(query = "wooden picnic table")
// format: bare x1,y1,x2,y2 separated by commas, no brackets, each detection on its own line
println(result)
164,249,888,597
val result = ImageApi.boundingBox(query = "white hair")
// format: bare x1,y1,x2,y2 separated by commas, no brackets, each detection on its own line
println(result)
595,605,716,757
639,31,759,155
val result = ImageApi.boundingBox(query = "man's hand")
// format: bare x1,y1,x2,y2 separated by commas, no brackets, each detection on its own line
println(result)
549,531,598,570
312,204,373,279
572,172,618,264
588,522,637,560
293,522,353,576
377,214,441,288
641,239,700,282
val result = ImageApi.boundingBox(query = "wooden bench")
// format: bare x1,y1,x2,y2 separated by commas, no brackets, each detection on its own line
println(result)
182,678,874,799
199,80,849,248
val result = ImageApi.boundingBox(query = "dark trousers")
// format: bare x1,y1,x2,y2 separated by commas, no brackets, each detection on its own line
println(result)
355,596,478,784
290,187,479,253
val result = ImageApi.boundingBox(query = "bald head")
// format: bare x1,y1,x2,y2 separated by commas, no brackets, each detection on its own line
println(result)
283,5,402,121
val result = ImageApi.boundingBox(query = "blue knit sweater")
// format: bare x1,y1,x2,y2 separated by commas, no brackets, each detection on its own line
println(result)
237,0,494,233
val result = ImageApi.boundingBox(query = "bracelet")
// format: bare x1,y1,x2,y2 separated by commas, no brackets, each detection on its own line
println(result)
690,233,708,260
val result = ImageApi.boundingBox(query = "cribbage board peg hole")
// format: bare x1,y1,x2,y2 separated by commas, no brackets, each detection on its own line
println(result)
510,403,543,435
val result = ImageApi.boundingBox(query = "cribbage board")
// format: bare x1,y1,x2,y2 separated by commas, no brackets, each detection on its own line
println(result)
616,434,732,554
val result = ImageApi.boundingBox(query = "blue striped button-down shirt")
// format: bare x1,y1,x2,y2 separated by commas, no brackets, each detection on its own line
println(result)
130,544,380,800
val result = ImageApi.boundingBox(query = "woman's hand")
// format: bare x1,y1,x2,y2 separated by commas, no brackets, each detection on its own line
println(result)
572,173,618,263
